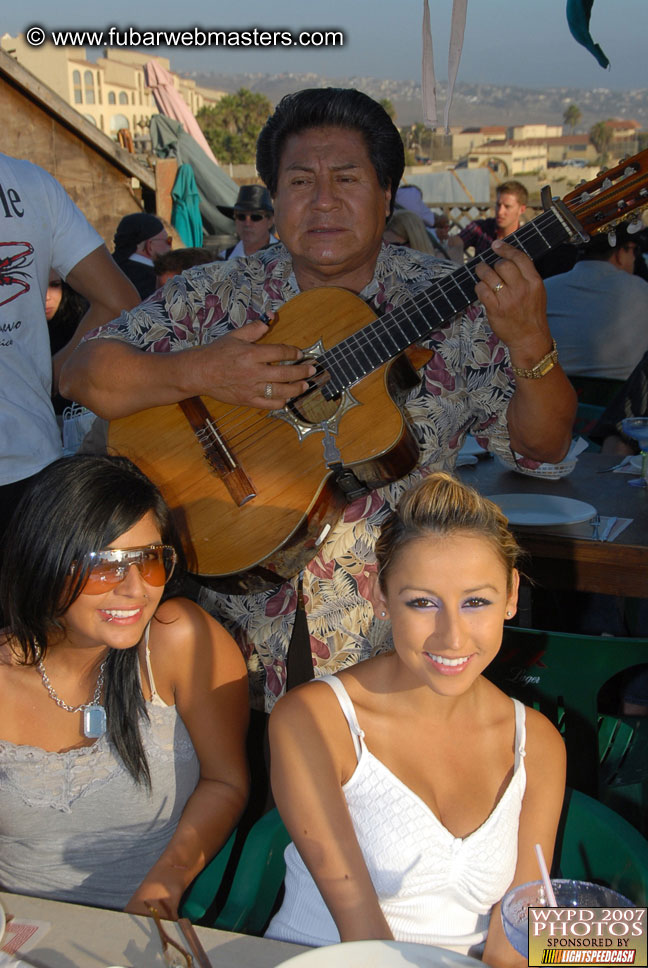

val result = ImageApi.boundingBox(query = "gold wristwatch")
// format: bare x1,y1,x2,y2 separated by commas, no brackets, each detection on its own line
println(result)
511,340,558,380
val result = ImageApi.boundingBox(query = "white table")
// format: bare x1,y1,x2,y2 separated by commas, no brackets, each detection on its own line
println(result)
0,892,309,967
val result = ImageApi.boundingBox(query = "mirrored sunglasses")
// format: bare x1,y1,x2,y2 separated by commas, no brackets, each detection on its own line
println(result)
234,212,267,222
75,545,177,595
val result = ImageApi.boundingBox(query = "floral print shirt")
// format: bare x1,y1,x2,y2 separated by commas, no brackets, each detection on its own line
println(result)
88,243,518,710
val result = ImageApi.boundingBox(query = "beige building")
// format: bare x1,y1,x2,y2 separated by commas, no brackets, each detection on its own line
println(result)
0,35,224,141
451,126,508,156
507,123,563,140
545,135,598,165
466,139,548,177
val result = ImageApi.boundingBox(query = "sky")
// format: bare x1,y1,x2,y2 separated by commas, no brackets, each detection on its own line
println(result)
3,0,647,92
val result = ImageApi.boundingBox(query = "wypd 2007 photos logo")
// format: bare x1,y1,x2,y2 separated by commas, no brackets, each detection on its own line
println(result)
528,906,647,966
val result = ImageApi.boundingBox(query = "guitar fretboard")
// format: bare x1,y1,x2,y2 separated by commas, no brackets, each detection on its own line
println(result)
320,208,572,400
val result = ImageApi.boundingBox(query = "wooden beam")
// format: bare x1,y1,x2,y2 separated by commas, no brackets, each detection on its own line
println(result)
0,49,155,189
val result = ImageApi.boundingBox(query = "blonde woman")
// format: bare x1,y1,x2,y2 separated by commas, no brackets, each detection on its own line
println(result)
267,472,565,968
384,209,447,258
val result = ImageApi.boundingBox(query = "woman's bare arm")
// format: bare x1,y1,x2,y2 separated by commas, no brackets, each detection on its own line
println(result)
125,598,250,918
270,681,393,941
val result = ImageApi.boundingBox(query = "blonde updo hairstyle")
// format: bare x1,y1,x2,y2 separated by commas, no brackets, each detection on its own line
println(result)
375,472,521,593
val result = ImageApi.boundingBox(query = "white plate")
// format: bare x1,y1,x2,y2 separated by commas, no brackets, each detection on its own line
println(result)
277,940,482,968
489,493,597,527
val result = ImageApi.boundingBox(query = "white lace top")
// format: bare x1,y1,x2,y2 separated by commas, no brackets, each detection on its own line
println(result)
266,676,527,955
0,634,200,909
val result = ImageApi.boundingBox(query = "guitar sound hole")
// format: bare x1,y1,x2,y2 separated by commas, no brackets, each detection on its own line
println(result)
288,385,340,425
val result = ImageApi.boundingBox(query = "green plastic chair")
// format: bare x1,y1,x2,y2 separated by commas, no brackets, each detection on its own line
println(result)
557,788,648,905
182,794,648,938
212,807,291,934
180,808,291,936
179,828,237,923
485,627,648,817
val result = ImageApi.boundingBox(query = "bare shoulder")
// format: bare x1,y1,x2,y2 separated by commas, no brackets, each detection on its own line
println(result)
271,675,342,727
272,656,386,727
147,597,246,678
270,676,356,763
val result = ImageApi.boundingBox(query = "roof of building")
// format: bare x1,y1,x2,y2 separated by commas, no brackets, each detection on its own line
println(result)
461,126,507,135
0,48,155,189
544,134,592,145
604,119,641,131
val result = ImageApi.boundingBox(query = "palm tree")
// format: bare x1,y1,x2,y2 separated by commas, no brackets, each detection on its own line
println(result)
589,121,614,165
563,104,582,133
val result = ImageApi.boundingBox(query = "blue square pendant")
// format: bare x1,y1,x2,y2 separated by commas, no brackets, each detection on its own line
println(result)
83,704,107,739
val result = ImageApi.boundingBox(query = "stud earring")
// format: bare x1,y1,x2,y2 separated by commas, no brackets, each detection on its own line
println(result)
381,610,386,617
506,610,512,617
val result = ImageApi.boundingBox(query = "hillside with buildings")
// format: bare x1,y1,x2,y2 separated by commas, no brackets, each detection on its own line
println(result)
186,70,648,131
2,35,646,221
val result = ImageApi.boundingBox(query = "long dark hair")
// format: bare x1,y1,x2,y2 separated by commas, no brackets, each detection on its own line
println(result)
47,281,89,355
0,455,186,786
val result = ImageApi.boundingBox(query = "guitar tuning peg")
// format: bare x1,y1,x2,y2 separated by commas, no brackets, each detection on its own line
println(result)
607,229,617,247
617,199,627,209
640,188,648,197
602,177,613,190
576,179,587,187
579,190,592,203
624,165,639,177
627,219,643,234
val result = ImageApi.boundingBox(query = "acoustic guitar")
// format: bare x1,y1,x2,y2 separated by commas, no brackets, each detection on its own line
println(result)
109,150,648,587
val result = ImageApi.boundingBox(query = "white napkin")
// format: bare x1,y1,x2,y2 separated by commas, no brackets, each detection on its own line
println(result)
565,436,591,460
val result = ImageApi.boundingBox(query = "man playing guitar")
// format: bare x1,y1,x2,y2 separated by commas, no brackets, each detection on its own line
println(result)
61,89,576,711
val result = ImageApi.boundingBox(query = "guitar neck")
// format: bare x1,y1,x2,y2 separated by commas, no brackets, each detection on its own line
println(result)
320,207,574,399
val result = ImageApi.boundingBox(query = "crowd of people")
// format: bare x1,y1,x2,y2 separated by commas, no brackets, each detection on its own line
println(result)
1,83,645,963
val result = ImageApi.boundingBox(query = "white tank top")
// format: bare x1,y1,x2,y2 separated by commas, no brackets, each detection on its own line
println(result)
266,675,527,955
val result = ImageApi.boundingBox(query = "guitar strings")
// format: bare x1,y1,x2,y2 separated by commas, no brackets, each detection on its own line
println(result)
195,210,571,459
318,212,568,384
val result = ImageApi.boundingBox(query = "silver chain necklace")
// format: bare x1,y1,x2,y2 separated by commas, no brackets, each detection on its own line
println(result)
36,649,108,738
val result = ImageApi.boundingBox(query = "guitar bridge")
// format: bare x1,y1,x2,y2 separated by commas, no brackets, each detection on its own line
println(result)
179,398,256,507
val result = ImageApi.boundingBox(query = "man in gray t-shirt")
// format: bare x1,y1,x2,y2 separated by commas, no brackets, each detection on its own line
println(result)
0,153,138,544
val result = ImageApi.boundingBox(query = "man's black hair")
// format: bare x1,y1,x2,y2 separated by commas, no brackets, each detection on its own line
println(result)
256,88,405,217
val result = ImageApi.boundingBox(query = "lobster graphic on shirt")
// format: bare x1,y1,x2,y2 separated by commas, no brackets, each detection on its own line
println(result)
0,241,34,307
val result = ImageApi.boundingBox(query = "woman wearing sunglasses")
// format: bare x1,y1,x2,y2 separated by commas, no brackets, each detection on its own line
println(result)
0,455,249,918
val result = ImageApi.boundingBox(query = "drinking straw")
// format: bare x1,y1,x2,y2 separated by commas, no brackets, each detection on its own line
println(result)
535,843,557,906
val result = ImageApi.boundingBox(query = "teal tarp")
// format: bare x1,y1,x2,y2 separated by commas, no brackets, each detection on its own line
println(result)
150,114,239,236
171,163,203,247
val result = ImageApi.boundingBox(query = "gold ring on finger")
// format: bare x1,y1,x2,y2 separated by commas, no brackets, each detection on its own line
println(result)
493,282,504,294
